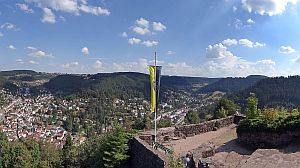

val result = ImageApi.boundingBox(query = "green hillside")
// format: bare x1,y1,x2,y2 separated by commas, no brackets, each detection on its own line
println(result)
43,72,220,99
229,76,300,109
198,75,267,94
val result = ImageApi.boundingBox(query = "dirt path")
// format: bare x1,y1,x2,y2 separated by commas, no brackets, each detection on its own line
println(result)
168,124,237,155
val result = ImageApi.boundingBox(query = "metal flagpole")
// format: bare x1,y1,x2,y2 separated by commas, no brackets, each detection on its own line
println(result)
154,51,157,143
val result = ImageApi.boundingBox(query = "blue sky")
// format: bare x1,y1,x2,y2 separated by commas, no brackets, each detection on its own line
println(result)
1,0,300,77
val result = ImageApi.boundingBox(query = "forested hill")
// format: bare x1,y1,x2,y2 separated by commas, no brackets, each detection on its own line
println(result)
43,72,219,98
0,70,56,90
229,76,300,109
198,75,267,94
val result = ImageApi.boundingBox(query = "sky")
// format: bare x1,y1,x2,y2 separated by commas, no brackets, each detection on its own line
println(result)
1,0,300,77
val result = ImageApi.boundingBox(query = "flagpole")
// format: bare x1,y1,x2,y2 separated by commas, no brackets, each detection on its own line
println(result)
154,51,157,143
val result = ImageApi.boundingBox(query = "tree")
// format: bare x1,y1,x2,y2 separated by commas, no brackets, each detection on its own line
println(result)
144,113,152,130
62,134,78,168
102,126,134,168
184,111,200,124
215,107,227,119
168,155,185,168
158,118,172,128
262,108,278,121
132,117,145,130
78,125,134,168
246,93,260,119
215,98,240,117
291,109,300,116
39,142,61,168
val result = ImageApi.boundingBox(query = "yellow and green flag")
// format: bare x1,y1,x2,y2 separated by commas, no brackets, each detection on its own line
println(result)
149,65,162,113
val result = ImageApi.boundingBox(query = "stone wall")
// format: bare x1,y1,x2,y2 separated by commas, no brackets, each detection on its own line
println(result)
126,116,238,167
126,137,169,168
174,116,234,137
238,131,300,148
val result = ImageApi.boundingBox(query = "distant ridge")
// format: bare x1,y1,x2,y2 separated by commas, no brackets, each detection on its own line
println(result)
198,75,267,94
230,76,300,109
43,72,220,98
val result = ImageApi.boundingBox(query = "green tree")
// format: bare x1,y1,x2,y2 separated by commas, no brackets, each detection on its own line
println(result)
262,108,278,121
102,126,134,168
184,111,200,124
215,107,227,119
62,135,78,168
246,93,260,119
132,117,145,130
39,142,61,168
158,118,172,128
78,125,134,168
216,98,240,117
291,109,300,117
168,155,185,168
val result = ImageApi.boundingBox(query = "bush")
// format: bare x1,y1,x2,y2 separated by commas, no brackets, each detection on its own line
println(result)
184,111,200,124
237,108,300,134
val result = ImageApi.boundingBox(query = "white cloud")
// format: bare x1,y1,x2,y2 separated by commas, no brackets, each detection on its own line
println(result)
222,39,238,46
247,18,255,24
27,46,37,50
16,3,34,13
142,40,158,47
239,39,253,48
204,43,275,76
242,0,298,16
253,42,266,47
257,59,276,65
132,26,150,35
239,39,265,48
16,59,24,64
233,6,238,12
78,4,110,16
27,46,54,58
29,60,39,65
128,38,141,45
26,0,79,13
42,8,56,24
136,18,149,28
111,58,149,73
81,47,89,55
130,18,166,35
233,19,244,29
62,61,79,69
93,60,103,70
132,18,150,35
153,22,166,32
8,45,16,50
25,0,110,23
0,32,3,37
206,43,235,59
164,62,198,76
232,18,256,29
121,32,128,38
59,16,66,21
166,50,176,55
81,0,88,5
1,23,19,31
279,45,296,54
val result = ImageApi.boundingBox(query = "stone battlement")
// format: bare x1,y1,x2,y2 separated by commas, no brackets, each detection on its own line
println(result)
126,116,242,168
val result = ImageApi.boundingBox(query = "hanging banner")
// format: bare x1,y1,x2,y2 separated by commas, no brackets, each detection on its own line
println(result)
149,65,162,113
149,65,156,113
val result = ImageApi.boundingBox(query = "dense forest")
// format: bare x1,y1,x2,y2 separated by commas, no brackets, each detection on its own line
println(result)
198,75,266,94
43,72,220,99
0,127,134,168
230,76,300,110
